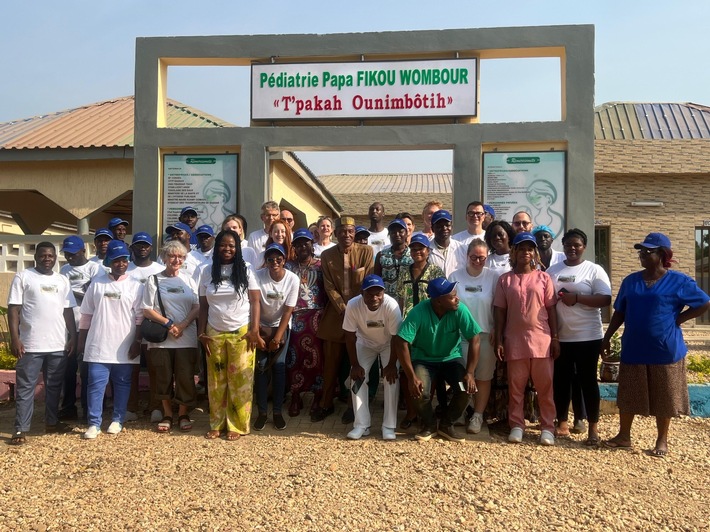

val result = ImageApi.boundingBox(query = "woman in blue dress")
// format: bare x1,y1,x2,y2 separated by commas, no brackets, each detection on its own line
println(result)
602,232,710,457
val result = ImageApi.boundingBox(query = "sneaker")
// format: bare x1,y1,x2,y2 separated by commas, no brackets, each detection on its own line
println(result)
83,426,101,439
107,422,123,435
347,426,371,440
572,419,587,434
381,427,396,441
540,430,555,446
124,411,139,422
150,409,163,423
437,424,465,443
508,427,524,443
414,428,435,442
273,414,286,431
467,413,484,434
453,415,467,427
253,413,267,431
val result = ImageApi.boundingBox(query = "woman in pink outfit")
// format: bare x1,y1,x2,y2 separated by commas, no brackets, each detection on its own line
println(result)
493,232,559,446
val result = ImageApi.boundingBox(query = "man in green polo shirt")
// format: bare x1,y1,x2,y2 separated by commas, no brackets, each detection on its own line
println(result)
394,277,481,442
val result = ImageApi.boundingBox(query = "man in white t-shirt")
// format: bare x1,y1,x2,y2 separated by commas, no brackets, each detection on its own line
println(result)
191,225,215,266
429,210,466,276
126,232,165,421
90,228,113,273
247,200,280,253
452,201,486,246
412,200,442,240
8,242,77,444
58,235,101,421
343,274,402,440
366,202,389,258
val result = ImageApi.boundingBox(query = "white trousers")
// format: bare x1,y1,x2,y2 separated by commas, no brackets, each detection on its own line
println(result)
352,342,399,431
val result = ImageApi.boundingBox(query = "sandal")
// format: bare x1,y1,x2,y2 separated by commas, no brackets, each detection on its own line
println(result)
10,431,26,445
585,434,600,446
649,448,668,459
204,430,221,439
178,415,192,432
226,431,241,441
603,437,632,449
157,416,173,433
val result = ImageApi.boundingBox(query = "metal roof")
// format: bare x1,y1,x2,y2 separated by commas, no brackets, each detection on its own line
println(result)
318,173,452,195
0,96,233,150
594,102,710,140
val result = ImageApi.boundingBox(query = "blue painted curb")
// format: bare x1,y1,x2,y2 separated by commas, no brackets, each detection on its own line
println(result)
599,383,710,418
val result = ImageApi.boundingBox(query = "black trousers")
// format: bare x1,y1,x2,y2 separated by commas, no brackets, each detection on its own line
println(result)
553,340,602,424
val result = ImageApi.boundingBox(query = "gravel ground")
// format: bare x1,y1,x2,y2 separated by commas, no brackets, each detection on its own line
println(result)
1,396,709,531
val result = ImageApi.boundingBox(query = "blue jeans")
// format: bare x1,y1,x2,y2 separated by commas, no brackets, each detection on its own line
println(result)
255,329,290,416
86,362,134,428
14,352,66,432
413,359,469,430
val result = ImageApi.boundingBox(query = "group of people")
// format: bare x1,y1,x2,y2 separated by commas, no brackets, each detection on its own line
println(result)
8,200,709,457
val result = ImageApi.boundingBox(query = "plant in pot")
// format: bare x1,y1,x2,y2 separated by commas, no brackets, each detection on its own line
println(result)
600,332,621,383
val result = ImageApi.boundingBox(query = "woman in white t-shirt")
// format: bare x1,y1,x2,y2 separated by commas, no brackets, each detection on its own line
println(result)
198,229,264,441
484,220,514,274
313,216,336,258
449,238,500,435
142,240,200,433
79,240,144,439
253,243,299,431
222,214,258,268
546,228,612,445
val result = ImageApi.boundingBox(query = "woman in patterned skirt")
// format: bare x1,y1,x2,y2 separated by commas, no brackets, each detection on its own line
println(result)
285,228,327,417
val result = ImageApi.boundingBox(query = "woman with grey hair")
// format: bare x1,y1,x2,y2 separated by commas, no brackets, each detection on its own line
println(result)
142,240,200,432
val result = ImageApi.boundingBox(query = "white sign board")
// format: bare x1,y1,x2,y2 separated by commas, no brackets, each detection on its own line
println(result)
251,59,477,120
162,154,238,231
483,151,566,248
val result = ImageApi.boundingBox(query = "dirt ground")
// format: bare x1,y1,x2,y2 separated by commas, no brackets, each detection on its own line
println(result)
1,392,709,531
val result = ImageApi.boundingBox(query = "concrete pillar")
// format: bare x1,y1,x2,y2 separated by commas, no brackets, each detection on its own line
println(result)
78,217,90,235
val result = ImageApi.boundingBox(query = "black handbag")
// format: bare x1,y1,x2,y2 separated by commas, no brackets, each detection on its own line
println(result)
140,275,169,343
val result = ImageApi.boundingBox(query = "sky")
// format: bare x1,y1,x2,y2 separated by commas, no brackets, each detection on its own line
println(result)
2,0,709,175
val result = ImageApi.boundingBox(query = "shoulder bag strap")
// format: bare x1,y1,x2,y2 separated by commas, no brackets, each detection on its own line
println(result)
153,274,167,317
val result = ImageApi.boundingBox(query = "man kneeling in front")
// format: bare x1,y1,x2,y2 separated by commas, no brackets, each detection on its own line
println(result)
343,274,402,440
394,277,481,442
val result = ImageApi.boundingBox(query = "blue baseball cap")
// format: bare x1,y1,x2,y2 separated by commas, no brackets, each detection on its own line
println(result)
354,226,371,236
103,240,131,266
264,243,286,257
292,228,314,242
94,228,113,240
180,206,198,217
532,225,555,238
108,217,129,229
512,232,538,247
195,225,214,237
409,233,432,248
131,232,153,246
388,218,407,231
361,274,385,291
431,209,452,226
61,236,85,254
634,232,671,249
426,277,458,298
166,222,192,234
484,204,495,217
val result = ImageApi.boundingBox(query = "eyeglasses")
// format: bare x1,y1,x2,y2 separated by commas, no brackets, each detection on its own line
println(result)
283,218,293,222
266,257,284,264
637,248,657,256
469,255,487,263
512,221,531,227
467,211,486,218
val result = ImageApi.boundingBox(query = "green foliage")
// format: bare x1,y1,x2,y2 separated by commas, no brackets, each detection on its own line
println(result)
687,354,710,378
0,346,16,370
606,332,621,361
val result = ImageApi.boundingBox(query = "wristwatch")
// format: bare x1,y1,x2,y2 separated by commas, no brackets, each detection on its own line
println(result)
164,318,174,329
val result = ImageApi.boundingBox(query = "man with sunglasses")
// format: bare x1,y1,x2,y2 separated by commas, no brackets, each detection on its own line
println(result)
512,211,533,234
453,201,487,246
